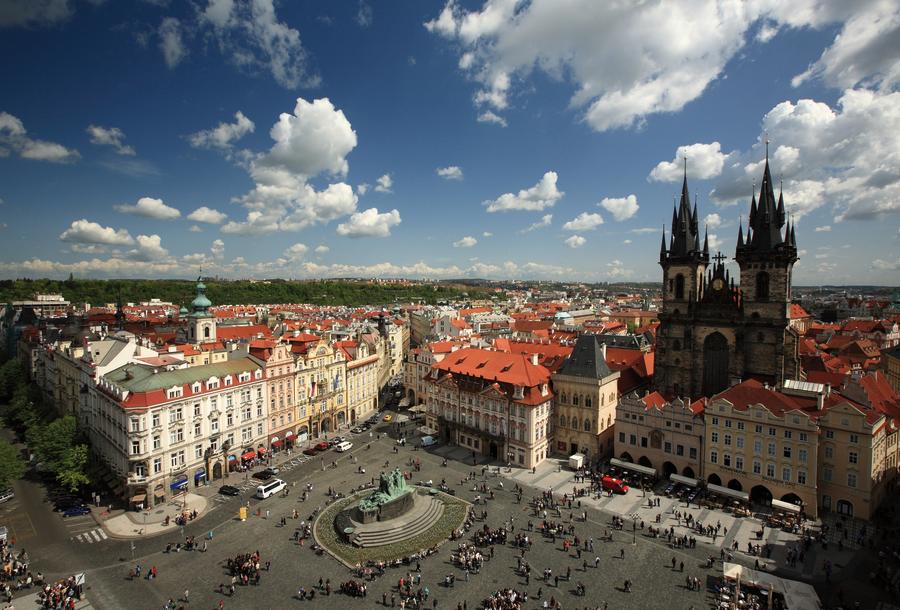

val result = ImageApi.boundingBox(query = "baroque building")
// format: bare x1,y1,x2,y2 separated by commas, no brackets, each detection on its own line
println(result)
654,157,801,399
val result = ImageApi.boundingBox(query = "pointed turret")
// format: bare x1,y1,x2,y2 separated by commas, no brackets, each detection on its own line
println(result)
703,227,709,256
776,181,786,228
736,220,744,249
735,155,797,267
665,160,706,263
790,221,796,247
659,227,667,263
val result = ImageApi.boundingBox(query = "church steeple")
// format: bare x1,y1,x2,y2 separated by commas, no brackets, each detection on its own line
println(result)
659,226,668,264
664,159,708,264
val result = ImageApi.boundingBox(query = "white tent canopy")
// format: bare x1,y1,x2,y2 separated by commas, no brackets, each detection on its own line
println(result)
610,457,656,477
669,473,699,487
723,563,821,610
772,498,801,514
707,483,749,502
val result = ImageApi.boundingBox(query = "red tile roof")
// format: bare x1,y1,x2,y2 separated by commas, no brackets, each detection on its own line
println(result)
790,304,811,319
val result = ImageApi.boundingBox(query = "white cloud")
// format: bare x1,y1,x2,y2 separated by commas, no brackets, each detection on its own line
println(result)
521,214,552,233
704,213,722,230
649,142,727,182
453,236,477,248
159,17,186,68
437,165,464,180
86,125,135,156
707,233,722,251
60,219,134,245
189,225,203,233
226,97,360,234
314,245,329,254
599,194,639,221
630,227,658,234
0,0,72,28
565,235,586,249
482,231,493,237
873,258,900,271
484,171,562,212
374,173,393,193
562,212,604,231
623,239,632,244
127,234,170,261
711,89,900,222
336,207,401,238
356,183,370,196
356,1,372,27
187,206,228,224
477,110,507,127
211,238,225,259
188,110,254,150
69,244,107,255
114,197,181,220
0,111,79,163
815,225,832,232
282,242,308,260
199,0,318,88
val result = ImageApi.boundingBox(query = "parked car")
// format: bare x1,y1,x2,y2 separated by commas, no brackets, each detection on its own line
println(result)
335,441,353,452
0,489,14,504
383,414,393,422
263,466,279,475
350,426,364,434
62,505,91,517
252,470,274,481
219,485,240,496
302,447,319,456
314,442,329,451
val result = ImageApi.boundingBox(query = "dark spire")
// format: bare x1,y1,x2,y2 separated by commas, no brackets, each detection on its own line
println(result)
736,219,744,249
748,154,784,251
659,226,667,263
776,178,786,228
790,218,796,247
703,226,709,255
668,158,703,260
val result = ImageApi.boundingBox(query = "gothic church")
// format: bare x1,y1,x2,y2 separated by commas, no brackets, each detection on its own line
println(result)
654,155,802,399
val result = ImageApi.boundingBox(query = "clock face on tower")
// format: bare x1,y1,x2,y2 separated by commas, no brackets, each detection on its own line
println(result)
712,278,725,291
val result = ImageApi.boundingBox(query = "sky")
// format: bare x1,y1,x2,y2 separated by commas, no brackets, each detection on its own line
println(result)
0,0,898,285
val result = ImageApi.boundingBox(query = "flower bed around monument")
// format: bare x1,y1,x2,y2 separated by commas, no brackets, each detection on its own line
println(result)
313,489,468,566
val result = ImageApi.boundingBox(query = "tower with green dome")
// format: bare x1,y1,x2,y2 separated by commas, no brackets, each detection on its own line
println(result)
187,277,217,343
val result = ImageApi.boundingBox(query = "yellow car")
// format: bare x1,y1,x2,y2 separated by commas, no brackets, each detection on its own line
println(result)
383,414,393,422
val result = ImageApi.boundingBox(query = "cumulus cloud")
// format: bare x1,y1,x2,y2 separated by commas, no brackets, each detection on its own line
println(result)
649,142,727,182
562,212,604,231
189,225,203,233
520,214,552,233
187,206,228,224
704,213,722,229
114,197,181,220
710,89,900,222
225,97,360,234
0,111,79,163
314,245,329,254
599,194,639,221
282,242,308,260
211,238,225,259
159,17,186,68
453,236,477,248
127,234,170,261
336,207,401,238
356,0,372,27
424,1,900,133
86,125,135,156
477,110,506,127
0,0,72,28
873,258,900,270
482,231,493,237
437,165,464,180
564,235,586,248
623,239,632,244
60,219,134,245
374,173,393,193
356,183,370,196
188,110,254,150
484,171,562,212
198,0,318,88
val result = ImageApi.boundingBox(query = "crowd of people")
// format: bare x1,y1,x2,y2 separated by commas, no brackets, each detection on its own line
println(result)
451,543,484,573
481,587,528,609
36,575,83,610
0,542,39,601
223,550,265,590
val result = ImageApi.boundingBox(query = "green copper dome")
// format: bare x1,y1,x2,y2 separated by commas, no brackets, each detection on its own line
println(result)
189,279,213,317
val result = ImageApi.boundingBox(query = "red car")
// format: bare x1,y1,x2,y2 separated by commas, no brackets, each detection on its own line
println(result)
601,475,629,494
314,442,329,451
302,448,319,456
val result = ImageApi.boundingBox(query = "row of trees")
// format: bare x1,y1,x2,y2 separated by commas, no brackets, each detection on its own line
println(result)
0,358,90,492
0,278,496,307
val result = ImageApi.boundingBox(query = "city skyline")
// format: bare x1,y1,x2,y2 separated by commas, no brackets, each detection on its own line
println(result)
1,1,898,284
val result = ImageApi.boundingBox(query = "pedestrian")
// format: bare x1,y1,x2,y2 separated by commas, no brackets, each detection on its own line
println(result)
183,589,189,603
620,548,625,559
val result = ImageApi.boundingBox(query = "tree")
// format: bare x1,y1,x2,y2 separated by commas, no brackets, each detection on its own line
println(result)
0,439,24,489
31,415,78,472
56,444,90,492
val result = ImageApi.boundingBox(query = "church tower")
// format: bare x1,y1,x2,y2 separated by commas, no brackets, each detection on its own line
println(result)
655,163,709,397
653,150,801,399
187,277,217,343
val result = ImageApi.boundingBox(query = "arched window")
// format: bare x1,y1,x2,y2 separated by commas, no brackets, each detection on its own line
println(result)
203,325,210,339
756,272,770,301
675,274,685,300
573,394,579,406
571,417,579,430
585,397,592,408
559,415,566,427
561,393,568,404
584,419,591,432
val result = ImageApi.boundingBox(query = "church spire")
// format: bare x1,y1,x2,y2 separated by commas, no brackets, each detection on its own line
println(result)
659,226,667,263
703,226,709,256
736,218,744,249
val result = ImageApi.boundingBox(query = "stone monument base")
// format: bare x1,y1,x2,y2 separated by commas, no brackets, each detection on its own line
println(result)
353,489,415,523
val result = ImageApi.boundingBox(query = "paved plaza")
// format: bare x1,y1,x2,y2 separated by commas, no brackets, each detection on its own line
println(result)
12,421,899,609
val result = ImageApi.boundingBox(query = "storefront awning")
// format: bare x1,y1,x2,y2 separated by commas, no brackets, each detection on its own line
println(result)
610,457,656,477
227,454,237,461
706,483,749,502
669,474,699,487
194,469,206,481
153,488,165,498
285,434,296,442
256,447,267,455
271,440,284,447
131,493,146,504
170,478,188,491
771,498,801,514
241,450,256,461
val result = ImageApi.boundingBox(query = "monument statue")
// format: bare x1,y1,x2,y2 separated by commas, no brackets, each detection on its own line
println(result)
358,468,410,512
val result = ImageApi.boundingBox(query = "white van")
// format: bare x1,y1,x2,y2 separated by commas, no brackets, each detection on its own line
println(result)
335,441,353,452
420,436,437,448
255,478,286,499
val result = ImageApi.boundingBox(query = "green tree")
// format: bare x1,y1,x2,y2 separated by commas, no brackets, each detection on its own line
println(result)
31,415,78,472
0,439,24,489
56,444,90,492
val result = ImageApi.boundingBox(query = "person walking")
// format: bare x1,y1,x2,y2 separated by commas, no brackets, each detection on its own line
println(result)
183,589,189,603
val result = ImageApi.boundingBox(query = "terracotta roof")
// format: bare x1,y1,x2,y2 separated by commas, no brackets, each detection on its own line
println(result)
217,324,272,341
790,304,811,319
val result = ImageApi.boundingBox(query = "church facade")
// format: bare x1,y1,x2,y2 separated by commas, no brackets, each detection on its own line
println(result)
654,157,802,399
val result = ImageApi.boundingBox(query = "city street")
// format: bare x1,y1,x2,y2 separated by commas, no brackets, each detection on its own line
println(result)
4,417,892,609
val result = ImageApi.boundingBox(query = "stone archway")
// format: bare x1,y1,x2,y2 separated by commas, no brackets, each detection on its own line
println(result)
662,461,677,479
727,479,743,492
407,389,416,404
638,456,653,468
750,485,773,506
350,409,356,424
212,461,223,480
708,473,722,486
620,452,633,463
682,466,696,479
703,332,730,396
322,418,331,434
337,411,346,427
781,493,802,507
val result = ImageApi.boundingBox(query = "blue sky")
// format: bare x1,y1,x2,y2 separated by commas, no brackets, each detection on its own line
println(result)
0,0,898,284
